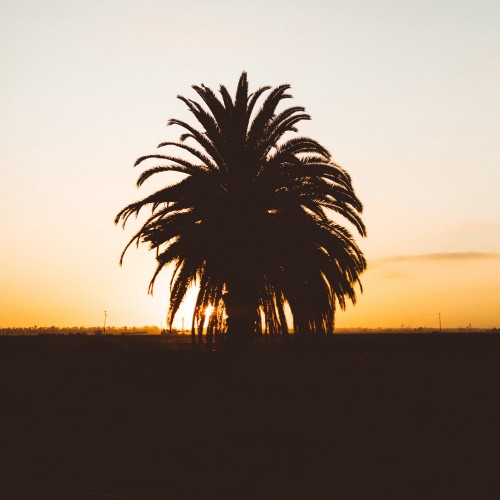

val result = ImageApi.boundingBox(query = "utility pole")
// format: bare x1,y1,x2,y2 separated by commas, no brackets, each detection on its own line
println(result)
104,310,107,335
438,312,442,333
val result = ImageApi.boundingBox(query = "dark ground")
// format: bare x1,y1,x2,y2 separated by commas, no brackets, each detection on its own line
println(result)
0,334,499,499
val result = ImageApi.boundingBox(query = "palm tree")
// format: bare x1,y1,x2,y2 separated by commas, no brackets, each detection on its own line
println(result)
115,72,366,342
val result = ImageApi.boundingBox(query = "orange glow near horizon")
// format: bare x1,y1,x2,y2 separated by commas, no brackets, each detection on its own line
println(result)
2,253,499,330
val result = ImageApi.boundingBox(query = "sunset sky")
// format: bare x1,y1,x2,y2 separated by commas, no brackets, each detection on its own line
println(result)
1,0,499,329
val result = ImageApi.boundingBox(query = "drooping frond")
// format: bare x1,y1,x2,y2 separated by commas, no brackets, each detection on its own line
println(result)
247,84,292,147
246,86,271,123
191,84,228,133
156,141,219,171
166,119,223,167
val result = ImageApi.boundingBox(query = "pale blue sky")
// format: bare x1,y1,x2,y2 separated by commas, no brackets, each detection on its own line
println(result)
1,0,499,328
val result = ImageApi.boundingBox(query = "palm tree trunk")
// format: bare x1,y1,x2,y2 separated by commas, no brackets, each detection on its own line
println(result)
223,284,257,343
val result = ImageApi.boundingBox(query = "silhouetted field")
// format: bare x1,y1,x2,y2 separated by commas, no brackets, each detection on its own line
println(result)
0,334,499,499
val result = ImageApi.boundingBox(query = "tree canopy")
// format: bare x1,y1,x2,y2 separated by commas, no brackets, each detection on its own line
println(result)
116,72,366,340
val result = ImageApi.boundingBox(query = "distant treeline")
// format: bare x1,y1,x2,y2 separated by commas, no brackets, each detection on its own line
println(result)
0,326,497,336
0,325,162,336
334,327,499,334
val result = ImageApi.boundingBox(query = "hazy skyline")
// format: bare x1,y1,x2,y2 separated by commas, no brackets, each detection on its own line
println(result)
1,0,499,329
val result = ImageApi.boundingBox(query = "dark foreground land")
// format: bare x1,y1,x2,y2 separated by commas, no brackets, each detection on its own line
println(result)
0,334,499,499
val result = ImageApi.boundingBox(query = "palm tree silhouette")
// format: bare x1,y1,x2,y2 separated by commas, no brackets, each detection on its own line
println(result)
116,73,366,342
